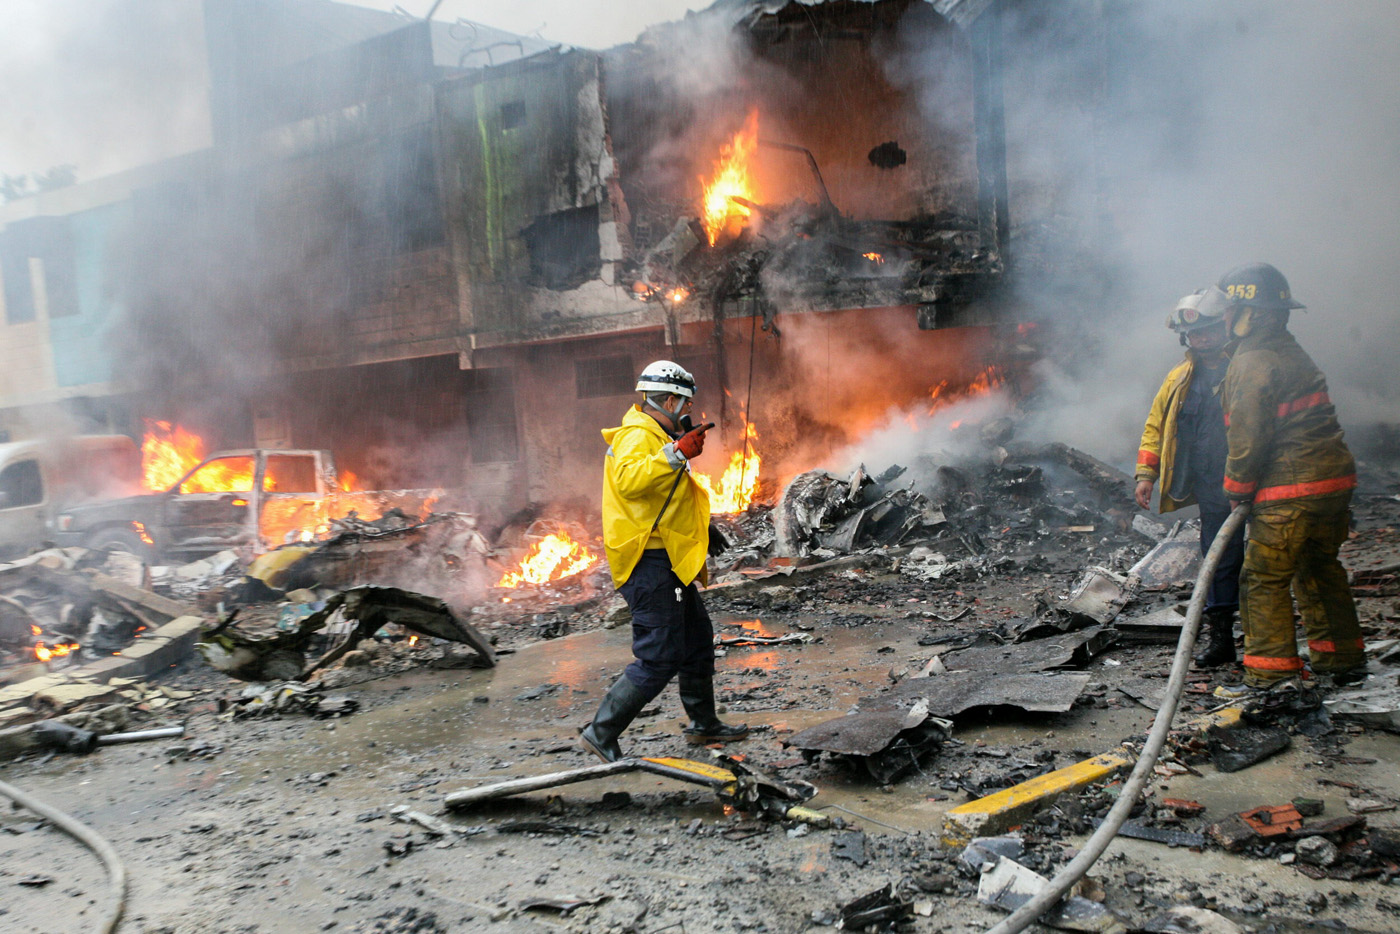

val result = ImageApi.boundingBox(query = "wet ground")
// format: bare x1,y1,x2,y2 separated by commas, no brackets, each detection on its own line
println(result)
5,493,1400,932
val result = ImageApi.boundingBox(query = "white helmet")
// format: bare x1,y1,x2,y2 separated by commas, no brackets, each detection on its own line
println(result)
1166,286,1231,333
635,360,696,398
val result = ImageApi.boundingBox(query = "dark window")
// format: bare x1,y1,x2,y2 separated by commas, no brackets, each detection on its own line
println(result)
500,100,526,130
575,356,634,398
521,205,601,290
463,368,519,463
0,459,44,508
263,455,319,493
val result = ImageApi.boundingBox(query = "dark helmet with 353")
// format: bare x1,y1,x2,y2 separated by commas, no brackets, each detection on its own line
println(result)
1216,262,1305,310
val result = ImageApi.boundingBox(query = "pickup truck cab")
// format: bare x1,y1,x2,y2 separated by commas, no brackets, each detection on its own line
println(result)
0,435,142,559
54,448,340,563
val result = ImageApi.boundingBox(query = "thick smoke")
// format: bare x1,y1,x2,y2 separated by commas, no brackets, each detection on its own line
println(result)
776,0,1400,476
991,0,1400,467
0,0,210,183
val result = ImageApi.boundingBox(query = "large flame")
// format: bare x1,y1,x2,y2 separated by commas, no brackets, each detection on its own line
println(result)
498,533,599,588
694,421,761,515
701,112,759,246
142,420,206,491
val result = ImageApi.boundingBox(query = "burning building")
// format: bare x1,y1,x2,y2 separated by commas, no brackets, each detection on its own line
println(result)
0,0,1105,529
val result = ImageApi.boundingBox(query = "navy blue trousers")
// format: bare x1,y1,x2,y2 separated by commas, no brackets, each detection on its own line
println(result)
1198,496,1245,614
620,549,715,696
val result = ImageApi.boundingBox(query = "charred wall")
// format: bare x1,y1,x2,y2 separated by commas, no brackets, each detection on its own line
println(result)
605,1,979,251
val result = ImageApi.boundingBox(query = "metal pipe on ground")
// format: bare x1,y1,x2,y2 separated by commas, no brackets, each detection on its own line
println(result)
983,503,1250,934
97,725,185,745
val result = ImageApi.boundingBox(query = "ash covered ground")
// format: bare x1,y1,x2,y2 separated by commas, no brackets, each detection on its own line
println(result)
3,445,1400,934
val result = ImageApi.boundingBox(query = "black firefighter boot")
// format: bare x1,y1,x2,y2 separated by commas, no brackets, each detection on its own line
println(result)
579,676,651,762
678,673,750,745
1192,609,1238,669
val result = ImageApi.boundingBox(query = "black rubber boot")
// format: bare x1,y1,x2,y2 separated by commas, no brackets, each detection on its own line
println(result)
678,674,749,745
1192,610,1237,669
579,676,651,762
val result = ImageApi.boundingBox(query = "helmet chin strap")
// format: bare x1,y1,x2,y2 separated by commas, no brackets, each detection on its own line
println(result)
643,394,685,436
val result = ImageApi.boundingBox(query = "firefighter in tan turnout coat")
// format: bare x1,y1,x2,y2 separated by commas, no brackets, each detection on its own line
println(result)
1210,263,1364,697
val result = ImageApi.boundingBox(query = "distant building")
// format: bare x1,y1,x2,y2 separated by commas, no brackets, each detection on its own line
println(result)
0,0,1107,518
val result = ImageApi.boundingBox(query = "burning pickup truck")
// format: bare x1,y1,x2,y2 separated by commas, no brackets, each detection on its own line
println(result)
52,446,437,564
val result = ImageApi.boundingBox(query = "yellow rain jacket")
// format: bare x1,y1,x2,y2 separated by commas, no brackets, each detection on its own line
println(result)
1136,350,1223,514
601,405,711,589
1220,318,1356,504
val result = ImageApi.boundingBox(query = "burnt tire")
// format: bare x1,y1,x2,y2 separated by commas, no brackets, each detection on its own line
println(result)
83,527,154,564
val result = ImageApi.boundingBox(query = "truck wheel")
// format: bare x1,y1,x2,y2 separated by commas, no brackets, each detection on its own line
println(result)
84,527,154,564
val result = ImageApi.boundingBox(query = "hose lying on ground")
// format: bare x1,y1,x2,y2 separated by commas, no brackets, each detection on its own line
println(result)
983,503,1250,934
0,777,127,934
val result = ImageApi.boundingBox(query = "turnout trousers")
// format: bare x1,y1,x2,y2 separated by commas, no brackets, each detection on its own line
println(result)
620,549,715,697
1239,493,1363,685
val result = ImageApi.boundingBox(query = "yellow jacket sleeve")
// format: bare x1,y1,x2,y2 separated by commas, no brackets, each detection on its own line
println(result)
1136,377,1171,482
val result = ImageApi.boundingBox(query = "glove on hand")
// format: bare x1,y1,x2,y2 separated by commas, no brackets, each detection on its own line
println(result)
676,427,707,460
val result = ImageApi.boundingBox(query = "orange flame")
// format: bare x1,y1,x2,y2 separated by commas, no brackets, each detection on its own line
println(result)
498,533,599,588
701,112,759,246
141,420,206,491
863,252,885,264
694,421,761,514
35,642,79,662
927,366,1005,414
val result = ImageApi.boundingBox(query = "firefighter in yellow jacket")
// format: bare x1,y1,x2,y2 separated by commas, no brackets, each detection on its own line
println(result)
1210,263,1364,698
579,360,749,761
1136,287,1244,668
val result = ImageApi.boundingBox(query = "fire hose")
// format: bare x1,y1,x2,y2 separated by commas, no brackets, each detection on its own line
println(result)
983,502,1250,934
0,778,127,933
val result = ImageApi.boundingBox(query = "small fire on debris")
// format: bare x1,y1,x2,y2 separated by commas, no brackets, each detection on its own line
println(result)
695,420,762,515
928,365,1005,414
498,533,600,589
34,641,79,662
701,111,759,246
863,252,885,265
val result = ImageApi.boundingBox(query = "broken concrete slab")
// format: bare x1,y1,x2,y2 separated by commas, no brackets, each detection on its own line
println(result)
939,628,1117,673
781,701,951,783
868,670,1093,718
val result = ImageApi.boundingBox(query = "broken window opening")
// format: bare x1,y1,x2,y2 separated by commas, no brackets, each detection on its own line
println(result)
520,205,601,291
263,454,318,493
575,355,634,399
0,459,43,508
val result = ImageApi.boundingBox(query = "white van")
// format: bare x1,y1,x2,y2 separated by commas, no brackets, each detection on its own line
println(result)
0,435,142,558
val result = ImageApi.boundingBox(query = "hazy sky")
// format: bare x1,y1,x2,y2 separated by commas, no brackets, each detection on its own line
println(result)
0,0,705,183
346,0,702,49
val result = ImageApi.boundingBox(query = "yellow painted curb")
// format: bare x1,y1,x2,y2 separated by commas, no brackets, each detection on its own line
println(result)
939,707,1247,847
941,749,1135,847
